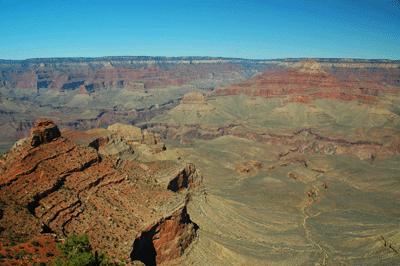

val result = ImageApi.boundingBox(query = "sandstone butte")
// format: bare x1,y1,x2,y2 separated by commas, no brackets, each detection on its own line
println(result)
0,119,204,265
174,92,215,112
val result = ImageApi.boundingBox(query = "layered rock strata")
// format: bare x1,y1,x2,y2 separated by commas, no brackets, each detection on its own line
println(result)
0,120,203,265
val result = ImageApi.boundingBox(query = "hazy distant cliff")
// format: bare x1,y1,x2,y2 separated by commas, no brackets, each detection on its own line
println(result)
1,56,399,76
0,56,399,154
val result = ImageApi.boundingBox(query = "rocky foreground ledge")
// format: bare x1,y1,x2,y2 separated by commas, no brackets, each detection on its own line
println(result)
0,120,204,265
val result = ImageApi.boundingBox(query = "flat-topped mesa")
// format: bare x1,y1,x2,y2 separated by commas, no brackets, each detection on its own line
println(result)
295,59,327,75
30,119,61,147
175,92,215,112
180,92,207,105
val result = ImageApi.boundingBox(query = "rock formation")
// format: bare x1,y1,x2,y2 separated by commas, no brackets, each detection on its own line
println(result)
0,120,203,265
30,119,61,147
174,92,215,112
144,59,400,161
214,59,387,103
0,56,399,153
131,206,197,265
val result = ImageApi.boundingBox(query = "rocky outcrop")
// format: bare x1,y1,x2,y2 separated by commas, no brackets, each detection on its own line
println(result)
62,123,168,160
0,120,202,265
234,160,262,177
107,123,166,155
167,163,203,192
107,123,145,142
151,162,204,193
131,206,197,266
62,128,135,158
30,119,61,147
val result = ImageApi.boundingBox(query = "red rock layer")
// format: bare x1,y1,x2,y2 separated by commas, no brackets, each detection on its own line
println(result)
7,63,242,93
0,120,201,264
326,68,400,87
131,206,197,265
215,60,389,103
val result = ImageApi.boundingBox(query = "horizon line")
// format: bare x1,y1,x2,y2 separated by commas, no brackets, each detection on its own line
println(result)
1,56,399,63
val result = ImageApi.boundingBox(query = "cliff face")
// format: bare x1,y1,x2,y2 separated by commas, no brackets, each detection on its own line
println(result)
0,120,203,265
1,58,247,93
131,206,197,265
215,59,389,103
1,56,398,94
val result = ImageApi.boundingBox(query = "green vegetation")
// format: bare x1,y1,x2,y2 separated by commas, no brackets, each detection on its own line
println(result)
51,234,122,266
31,240,41,247
7,230,27,246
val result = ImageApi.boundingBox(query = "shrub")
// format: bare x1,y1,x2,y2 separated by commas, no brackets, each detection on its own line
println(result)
50,234,122,266
14,252,23,259
31,241,40,247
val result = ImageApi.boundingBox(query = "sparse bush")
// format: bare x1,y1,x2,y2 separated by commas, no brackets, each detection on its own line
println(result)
50,234,122,266
31,241,40,247
14,252,23,259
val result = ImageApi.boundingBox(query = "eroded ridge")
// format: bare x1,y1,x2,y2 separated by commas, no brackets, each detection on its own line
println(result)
0,120,204,265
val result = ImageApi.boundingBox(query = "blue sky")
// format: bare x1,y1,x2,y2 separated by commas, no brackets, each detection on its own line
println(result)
1,0,399,60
